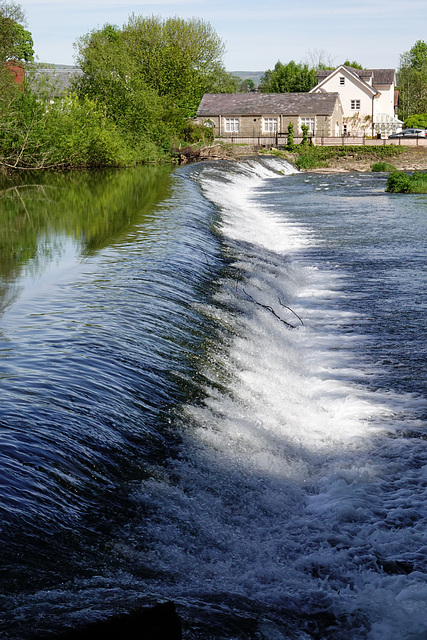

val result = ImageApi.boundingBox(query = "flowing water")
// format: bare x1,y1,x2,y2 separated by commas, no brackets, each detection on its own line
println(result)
0,158,426,639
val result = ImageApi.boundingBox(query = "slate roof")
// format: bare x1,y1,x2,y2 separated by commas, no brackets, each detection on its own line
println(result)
316,66,395,86
31,67,83,95
196,92,341,116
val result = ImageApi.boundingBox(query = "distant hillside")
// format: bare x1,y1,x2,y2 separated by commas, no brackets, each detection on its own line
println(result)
44,66,266,89
231,71,264,87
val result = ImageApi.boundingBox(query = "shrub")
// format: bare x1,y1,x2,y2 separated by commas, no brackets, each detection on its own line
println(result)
286,122,294,150
386,170,427,193
300,124,309,146
48,95,142,167
180,122,214,145
386,171,413,192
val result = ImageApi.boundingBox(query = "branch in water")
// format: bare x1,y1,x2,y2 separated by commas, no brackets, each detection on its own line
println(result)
278,298,304,326
243,288,296,328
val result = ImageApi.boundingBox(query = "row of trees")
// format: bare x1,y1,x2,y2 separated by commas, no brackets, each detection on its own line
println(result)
1,0,427,170
0,5,238,170
258,58,362,93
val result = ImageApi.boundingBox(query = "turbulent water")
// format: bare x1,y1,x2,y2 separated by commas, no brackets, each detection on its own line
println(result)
0,158,426,639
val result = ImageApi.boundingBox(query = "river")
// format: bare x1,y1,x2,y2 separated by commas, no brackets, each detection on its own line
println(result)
0,158,426,639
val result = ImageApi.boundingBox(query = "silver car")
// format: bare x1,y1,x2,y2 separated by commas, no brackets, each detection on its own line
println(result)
389,128,427,138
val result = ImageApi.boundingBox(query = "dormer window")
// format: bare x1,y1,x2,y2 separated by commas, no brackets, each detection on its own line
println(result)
339,77,345,85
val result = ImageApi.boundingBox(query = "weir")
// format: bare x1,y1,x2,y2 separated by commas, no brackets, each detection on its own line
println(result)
0,158,426,639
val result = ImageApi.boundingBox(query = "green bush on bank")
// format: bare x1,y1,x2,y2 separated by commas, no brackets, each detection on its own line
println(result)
0,86,216,170
386,170,427,193
1,94,144,169
0,86,217,171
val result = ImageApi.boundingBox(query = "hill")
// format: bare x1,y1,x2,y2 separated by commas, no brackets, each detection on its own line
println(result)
231,71,264,87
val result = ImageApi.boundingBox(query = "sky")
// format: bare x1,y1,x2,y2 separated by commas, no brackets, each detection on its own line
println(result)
21,0,427,73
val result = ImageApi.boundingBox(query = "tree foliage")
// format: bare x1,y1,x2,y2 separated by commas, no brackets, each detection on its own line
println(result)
403,113,427,129
1,11,233,170
260,60,317,93
73,24,171,149
71,15,237,162
0,1,33,62
239,78,255,92
342,60,363,69
74,15,237,121
0,90,143,170
0,2,34,125
398,40,427,119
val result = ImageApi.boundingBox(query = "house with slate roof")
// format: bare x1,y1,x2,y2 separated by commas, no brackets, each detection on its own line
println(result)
30,67,83,97
310,65,402,137
194,92,343,139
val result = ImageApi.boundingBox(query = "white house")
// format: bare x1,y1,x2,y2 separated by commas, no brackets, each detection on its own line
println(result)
310,65,402,137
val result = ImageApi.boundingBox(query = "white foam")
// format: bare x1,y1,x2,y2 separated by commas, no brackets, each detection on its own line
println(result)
129,159,427,637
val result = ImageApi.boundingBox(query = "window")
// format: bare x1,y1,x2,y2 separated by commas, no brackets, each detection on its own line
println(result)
351,99,361,110
339,77,345,85
263,117,278,132
224,117,239,132
300,117,315,135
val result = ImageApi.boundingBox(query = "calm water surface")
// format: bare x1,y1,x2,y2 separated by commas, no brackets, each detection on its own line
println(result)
0,159,426,639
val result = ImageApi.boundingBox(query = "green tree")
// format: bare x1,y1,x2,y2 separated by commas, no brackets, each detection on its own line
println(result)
239,78,255,92
0,1,33,62
260,60,317,93
0,2,33,124
404,113,427,129
74,15,237,121
398,40,427,119
73,23,180,153
405,40,427,70
342,60,363,69
125,14,238,102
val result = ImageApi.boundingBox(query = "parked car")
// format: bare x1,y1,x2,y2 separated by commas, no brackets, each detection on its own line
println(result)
389,128,427,138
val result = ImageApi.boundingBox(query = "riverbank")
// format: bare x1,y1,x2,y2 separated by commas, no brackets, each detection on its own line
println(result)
303,146,427,173
197,143,427,173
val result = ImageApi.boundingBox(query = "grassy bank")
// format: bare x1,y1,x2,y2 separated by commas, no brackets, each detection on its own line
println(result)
263,144,407,171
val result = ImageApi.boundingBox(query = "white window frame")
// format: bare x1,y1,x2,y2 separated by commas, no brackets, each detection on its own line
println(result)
350,99,361,110
262,117,278,133
224,117,240,133
300,117,315,135
339,77,345,85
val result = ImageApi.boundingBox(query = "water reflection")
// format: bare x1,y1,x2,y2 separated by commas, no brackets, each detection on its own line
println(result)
0,165,173,284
